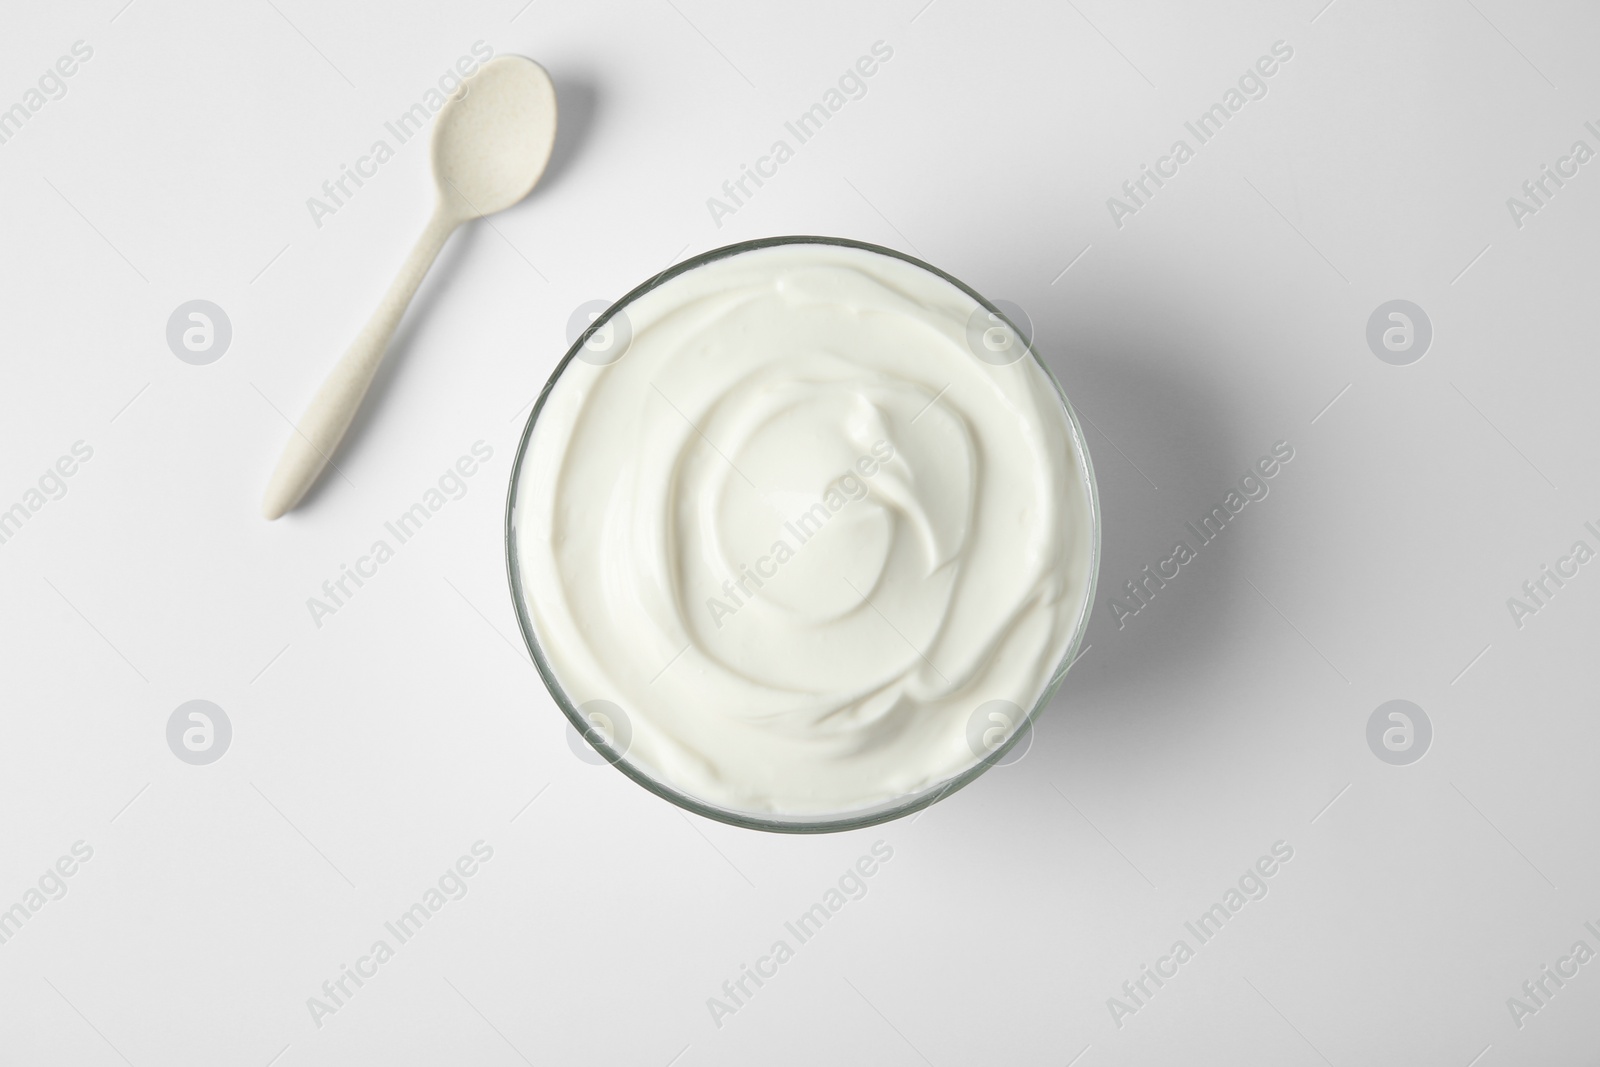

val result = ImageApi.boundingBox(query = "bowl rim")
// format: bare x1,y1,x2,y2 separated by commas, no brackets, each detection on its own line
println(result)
504,234,1101,833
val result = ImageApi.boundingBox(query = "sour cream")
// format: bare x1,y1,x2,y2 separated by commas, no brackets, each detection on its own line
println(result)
511,240,1096,819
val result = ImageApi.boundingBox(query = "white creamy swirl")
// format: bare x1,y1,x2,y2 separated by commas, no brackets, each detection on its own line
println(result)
515,242,1095,816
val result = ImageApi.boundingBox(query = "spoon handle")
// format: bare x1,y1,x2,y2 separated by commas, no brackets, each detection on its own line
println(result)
261,207,458,519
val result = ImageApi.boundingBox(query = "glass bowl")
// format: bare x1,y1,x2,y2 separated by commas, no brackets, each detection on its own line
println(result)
505,236,1100,833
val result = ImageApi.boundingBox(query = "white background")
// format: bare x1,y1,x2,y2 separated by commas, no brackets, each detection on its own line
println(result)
2,0,1598,1064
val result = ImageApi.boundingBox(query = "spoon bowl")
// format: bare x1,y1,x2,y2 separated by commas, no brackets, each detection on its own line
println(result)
434,55,558,220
